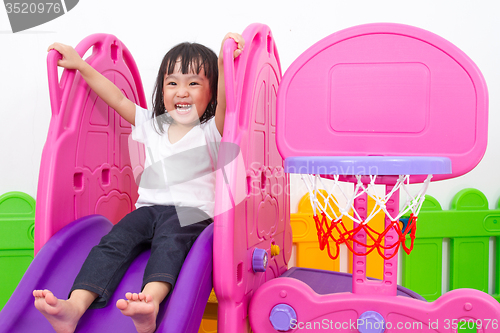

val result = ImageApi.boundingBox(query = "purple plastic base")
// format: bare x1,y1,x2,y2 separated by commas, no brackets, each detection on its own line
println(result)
281,267,426,301
0,215,213,333
285,156,452,176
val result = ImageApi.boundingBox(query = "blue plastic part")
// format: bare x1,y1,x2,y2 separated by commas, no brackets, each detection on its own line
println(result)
252,248,268,272
399,217,409,233
358,311,386,333
269,304,297,332
284,156,452,175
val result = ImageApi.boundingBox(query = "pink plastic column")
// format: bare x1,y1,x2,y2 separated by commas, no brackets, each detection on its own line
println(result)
352,184,398,296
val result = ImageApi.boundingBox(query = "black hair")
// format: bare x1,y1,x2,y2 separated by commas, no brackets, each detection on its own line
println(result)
151,42,219,133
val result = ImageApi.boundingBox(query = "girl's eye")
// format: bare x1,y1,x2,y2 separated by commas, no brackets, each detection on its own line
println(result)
166,82,176,86
189,82,199,86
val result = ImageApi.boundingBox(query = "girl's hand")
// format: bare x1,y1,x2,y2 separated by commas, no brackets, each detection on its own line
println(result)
47,42,85,71
219,32,245,64
47,42,136,125
215,32,244,135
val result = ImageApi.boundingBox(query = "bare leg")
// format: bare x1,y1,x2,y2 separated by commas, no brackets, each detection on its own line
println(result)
116,281,171,333
33,289,98,333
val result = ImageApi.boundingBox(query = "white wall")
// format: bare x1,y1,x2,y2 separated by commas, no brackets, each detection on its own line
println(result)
1,0,499,213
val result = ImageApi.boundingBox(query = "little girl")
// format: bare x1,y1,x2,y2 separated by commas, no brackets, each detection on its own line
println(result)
33,32,244,333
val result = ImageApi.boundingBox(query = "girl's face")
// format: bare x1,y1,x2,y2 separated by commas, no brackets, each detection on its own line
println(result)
163,60,212,127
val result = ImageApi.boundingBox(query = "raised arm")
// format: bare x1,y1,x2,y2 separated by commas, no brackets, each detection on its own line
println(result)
215,33,245,135
48,42,137,125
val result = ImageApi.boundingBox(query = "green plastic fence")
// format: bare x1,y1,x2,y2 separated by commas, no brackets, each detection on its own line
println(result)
403,188,500,302
0,192,35,309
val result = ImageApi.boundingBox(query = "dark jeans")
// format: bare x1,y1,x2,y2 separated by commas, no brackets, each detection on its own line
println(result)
70,205,212,309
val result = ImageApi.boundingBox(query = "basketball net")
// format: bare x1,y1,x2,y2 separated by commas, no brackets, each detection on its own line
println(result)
301,174,432,260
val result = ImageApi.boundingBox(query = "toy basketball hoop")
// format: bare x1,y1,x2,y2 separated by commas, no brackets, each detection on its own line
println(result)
275,22,487,267
286,156,451,260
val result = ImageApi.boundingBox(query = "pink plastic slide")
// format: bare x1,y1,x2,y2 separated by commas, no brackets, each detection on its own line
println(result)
0,24,291,332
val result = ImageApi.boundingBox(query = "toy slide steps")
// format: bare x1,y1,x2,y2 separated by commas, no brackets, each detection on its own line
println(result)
0,215,214,333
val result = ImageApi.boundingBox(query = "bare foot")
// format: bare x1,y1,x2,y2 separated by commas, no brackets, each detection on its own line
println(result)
33,290,83,333
116,292,158,333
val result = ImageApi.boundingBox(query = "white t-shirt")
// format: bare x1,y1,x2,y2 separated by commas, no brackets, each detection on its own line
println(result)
132,105,222,218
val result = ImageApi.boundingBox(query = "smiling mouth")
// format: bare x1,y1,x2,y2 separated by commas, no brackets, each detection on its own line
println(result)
175,104,192,114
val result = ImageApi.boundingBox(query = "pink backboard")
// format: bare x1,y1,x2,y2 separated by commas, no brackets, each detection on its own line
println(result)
276,23,488,181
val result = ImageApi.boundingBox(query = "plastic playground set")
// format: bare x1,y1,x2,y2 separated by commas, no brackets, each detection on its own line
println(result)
1,22,499,332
